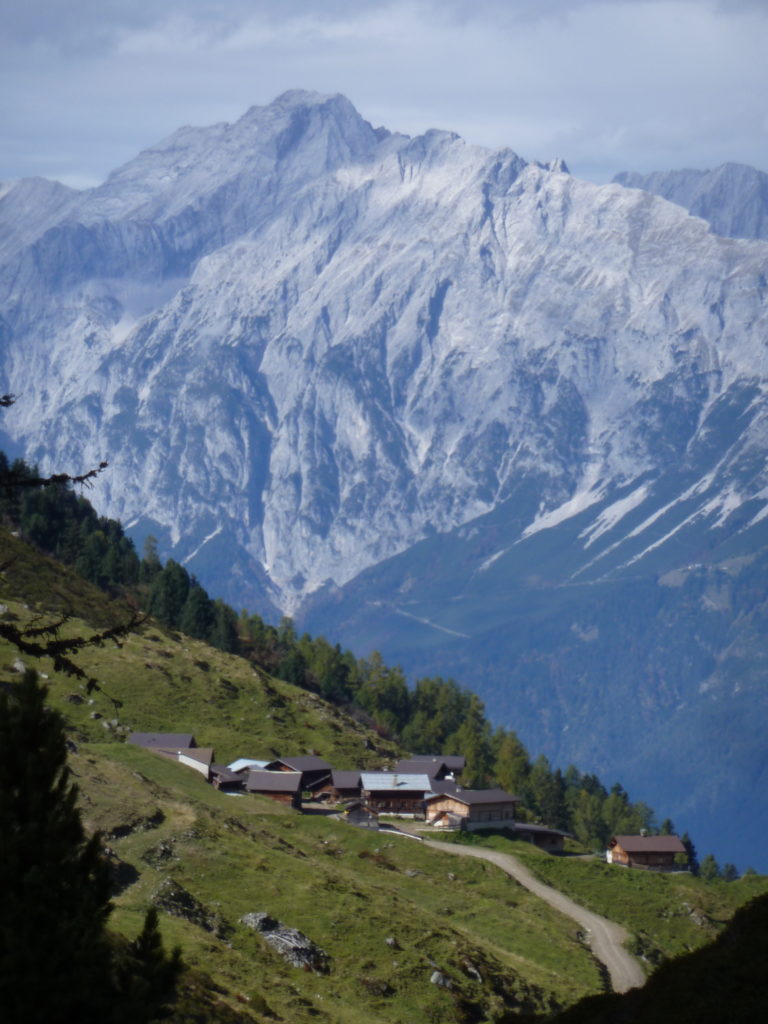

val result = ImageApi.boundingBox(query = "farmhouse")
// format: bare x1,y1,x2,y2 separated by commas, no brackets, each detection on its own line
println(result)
425,788,519,831
607,834,687,871
360,772,433,815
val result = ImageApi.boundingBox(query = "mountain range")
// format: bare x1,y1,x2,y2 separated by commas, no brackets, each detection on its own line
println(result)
1,90,767,868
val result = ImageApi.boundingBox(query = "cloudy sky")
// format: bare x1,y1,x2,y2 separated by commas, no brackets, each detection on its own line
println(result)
2,0,766,188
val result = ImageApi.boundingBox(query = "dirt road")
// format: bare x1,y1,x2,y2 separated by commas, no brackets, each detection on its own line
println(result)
422,838,645,994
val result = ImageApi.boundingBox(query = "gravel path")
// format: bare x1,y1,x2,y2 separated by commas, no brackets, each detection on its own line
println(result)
422,838,646,994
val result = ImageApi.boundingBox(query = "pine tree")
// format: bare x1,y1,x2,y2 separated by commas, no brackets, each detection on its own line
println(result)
700,853,721,880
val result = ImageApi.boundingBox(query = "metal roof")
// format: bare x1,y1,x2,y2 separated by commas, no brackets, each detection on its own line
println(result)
361,772,432,792
227,758,269,772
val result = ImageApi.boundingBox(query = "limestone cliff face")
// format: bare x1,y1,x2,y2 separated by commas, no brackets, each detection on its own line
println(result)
1,91,768,616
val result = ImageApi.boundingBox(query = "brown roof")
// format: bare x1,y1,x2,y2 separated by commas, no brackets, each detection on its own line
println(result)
245,770,302,793
210,764,244,784
128,732,196,749
611,834,686,854
332,769,361,786
425,787,519,807
427,779,459,796
173,747,214,766
395,756,465,776
263,756,332,772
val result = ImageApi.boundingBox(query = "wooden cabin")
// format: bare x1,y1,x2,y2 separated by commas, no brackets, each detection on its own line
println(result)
425,788,519,831
306,770,362,803
244,769,302,809
607,834,687,871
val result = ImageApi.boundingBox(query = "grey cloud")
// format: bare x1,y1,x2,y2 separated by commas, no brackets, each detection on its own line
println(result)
1,0,766,186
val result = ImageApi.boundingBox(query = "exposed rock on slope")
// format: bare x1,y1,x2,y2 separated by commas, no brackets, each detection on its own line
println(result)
1,92,768,618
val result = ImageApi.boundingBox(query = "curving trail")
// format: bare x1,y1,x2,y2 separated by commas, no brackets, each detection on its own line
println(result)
421,839,646,994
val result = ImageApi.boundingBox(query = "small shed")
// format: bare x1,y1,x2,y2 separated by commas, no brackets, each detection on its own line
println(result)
210,764,246,791
607,834,687,871
245,769,302,809
425,788,519,831
513,822,569,852
342,799,379,829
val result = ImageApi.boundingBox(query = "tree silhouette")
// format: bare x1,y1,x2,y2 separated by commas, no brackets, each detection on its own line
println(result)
0,669,181,1023
0,669,116,1022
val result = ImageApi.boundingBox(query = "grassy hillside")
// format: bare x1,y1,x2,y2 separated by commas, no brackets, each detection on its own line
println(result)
436,832,768,966
2,527,767,1022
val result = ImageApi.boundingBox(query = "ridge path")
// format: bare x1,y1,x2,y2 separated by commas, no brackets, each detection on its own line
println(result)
411,834,646,993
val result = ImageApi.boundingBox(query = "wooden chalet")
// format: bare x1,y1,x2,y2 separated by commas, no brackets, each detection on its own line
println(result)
244,769,302,809
425,787,519,831
306,770,362,803
262,755,332,789
607,834,687,871
360,772,433,815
